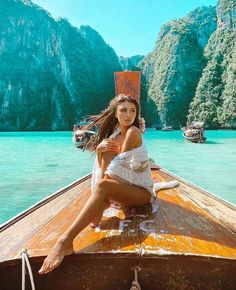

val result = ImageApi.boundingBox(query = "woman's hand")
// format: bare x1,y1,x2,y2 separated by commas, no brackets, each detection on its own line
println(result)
96,139,120,154
139,117,146,133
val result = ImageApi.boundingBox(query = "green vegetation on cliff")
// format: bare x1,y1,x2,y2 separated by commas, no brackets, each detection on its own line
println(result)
140,0,235,129
187,0,236,128
0,0,235,130
0,0,120,131
141,6,217,128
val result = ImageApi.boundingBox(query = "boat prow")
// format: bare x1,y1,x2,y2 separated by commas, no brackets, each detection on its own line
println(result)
182,131,207,143
182,122,207,143
0,169,235,289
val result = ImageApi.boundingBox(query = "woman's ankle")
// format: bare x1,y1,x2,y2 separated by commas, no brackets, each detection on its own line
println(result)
58,234,73,246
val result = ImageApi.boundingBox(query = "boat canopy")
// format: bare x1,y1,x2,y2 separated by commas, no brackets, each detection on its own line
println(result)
190,121,205,129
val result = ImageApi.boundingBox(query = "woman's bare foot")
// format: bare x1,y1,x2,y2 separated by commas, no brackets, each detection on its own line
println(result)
38,238,74,274
90,200,110,228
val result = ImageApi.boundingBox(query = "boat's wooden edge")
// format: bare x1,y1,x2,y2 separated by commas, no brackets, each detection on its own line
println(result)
1,251,235,268
160,167,236,211
0,167,236,267
0,173,92,233
160,167,236,234
2,167,235,235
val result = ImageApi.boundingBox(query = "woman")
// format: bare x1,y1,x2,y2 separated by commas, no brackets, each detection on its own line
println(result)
39,94,177,274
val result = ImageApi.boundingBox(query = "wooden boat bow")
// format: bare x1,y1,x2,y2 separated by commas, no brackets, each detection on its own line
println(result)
0,168,235,289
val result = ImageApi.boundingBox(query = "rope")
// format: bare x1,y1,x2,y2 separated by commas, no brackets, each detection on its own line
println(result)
21,249,36,290
130,281,141,290
130,266,141,290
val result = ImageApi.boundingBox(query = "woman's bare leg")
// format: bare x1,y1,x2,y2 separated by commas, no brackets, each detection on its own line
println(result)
90,151,116,227
90,199,110,228
38,179,151,274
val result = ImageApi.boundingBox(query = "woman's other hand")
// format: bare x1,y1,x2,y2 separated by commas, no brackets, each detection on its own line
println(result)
139,118,146,133
96,139,120,154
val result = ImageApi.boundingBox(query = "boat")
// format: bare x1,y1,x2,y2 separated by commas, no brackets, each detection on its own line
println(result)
182,122,206,143
0,167,235,289
161,126,173,131
1,72,235,289
72,121,96,149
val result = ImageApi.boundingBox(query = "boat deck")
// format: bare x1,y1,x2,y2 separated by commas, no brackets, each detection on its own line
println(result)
0,168,236,289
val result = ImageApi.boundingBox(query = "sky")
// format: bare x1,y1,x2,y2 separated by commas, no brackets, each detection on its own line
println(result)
32,0,218,57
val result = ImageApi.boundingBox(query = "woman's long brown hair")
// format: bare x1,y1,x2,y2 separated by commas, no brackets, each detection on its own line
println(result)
83,94,140,152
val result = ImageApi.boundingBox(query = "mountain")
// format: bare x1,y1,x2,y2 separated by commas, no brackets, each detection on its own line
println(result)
0,0,121,130
119,55,144,71
187,0,236,128
141,6,217,128
1,0,235,130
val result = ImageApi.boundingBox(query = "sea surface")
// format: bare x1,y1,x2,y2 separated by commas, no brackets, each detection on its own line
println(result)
0,130,235,225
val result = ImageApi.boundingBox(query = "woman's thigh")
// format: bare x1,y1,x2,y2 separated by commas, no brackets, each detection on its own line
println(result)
97,178,151,207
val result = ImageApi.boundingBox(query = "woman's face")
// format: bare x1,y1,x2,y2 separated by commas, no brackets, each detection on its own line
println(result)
116,101,137,127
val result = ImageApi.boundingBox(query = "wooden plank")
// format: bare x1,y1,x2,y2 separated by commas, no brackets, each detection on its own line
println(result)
0,178,90,263
25,191,141,257
0,179,141,264
82,206,141,255
159,169,236,232
140,170,236,259
1,255,235,290
1,168,236,266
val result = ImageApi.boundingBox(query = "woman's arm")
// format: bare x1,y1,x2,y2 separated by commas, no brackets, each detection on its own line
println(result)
120,126,142,153
96,139,120,167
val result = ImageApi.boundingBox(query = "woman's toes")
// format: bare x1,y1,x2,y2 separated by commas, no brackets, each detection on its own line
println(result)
38,260,48,274
90,219,101,228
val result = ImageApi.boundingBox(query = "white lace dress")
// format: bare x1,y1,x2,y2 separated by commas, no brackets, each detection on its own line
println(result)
91,131,159,212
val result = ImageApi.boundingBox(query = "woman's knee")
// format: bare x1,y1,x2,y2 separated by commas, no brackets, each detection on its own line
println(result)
94,179,110,198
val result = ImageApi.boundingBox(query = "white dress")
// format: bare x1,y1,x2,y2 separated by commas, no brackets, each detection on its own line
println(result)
91,130,178,213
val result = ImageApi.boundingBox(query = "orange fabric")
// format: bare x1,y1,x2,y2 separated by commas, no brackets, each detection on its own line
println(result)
114,71,141,102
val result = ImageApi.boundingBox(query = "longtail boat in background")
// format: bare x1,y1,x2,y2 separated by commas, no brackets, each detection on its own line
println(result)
182,122,207,143
72,120,96,149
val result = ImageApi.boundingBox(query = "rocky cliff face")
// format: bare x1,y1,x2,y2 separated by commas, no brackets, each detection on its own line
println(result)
0,0,121,130
119,55,144,71
141,0,236,129
141,6,217,128
1,0,235,130
187,0,236,128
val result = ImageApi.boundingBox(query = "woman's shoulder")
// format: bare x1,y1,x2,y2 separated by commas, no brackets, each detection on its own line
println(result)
127,125,141,135
126,126,142,144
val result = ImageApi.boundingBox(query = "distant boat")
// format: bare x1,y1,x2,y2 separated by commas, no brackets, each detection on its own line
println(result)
182,122,206,143
72,121,96,149
161,126,173,131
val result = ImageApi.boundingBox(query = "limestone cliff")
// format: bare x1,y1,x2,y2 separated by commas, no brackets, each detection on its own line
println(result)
141,6,217,128
0,0,121,130
119,55,144,71
187,0,236,128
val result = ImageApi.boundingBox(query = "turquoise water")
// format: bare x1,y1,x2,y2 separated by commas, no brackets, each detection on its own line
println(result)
0,130,235,224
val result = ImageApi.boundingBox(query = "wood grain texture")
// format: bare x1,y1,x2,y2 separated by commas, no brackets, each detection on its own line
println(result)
0,168,235,265
114,71,141,101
